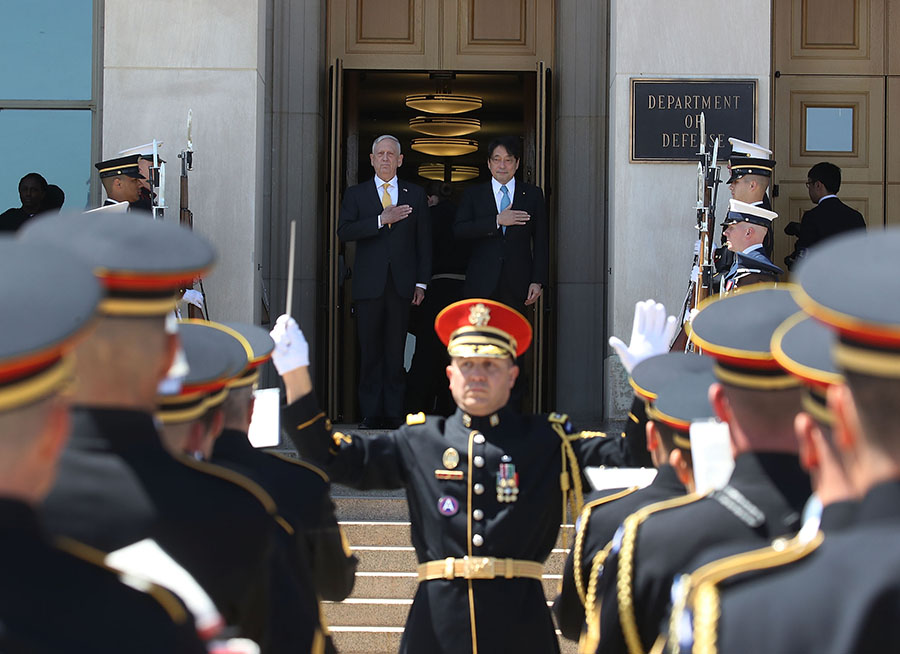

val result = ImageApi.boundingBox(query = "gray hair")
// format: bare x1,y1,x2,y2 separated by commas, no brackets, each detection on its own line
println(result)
372,134,402,155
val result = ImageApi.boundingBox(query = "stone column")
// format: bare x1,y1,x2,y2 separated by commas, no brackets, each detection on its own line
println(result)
103,0,268,322
605,0,772,418
554,0,610,423
263,0,326,356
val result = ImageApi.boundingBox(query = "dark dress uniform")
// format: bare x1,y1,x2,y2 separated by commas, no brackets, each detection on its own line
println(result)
0,499,205,654
284,391,637,654
668,484,898,654
593,287,813,654
39,407,325,651
553,466,686,641
555,351,715,642
595,453,810,654
211,428,358,600
723,246,782,291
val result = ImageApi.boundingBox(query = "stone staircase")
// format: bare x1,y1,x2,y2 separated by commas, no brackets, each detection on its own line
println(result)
323,485,579,654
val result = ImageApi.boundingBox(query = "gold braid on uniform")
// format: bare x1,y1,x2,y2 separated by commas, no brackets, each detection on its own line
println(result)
579,541,614,654
549,413,584,522
674,531,825,654
574,489,640,606
616,494,708,654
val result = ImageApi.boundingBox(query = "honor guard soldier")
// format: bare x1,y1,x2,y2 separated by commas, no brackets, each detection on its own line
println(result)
20,211,324,653
593,286,811,654
213,321,358,602
663,309,858,654
156,319,328,652
714,138,777,279
553,352,714,643
720,199,783,292
95,154,146,207
0,237,205,653
665,229,900,654
271,298,642,654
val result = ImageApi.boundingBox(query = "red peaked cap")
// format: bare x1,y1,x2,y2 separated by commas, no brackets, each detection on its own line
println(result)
435,299,532,359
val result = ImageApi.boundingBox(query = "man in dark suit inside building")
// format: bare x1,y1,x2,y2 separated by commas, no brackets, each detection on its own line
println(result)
784,161,866,269
453,136,549,311
337,134,431,430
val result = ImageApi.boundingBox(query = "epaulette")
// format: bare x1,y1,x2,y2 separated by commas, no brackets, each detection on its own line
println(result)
406,412,426,425
615,492,708,654
573,487,641,605
267,451,330,483
54,536,189,624
548,412,574,433
666,531,824,654
175,454,278,515
577,430,609,440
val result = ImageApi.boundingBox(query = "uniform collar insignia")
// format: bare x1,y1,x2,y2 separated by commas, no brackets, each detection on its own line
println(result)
461,412,500,429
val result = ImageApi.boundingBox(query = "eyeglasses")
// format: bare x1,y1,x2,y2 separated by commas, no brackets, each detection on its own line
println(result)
805,180,816,187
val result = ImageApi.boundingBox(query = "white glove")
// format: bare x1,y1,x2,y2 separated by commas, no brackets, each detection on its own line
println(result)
608,299,678,374
269,314,309,375
182,289,204,309
693,239,701,258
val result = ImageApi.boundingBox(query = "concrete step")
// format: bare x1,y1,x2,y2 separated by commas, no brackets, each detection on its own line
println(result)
342,520,576,550
334,495,409,522
328,626,578,654
328,626,403,654
351,545,571,576
349,571,565,601
323,598,412,627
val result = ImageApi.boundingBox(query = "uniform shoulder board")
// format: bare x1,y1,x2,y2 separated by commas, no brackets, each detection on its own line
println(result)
548,412,574,434
406,412,426,425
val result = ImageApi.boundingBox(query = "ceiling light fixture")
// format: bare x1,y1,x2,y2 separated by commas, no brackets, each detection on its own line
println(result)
409,116,481,137
405,94,482,114
411,138,479,157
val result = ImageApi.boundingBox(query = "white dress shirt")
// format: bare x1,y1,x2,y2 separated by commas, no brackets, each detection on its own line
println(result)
375,175,399,229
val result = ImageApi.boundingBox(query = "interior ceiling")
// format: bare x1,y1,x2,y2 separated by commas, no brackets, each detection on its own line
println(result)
351,71,529,184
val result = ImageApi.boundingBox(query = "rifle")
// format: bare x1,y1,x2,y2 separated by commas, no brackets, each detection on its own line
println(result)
672,113,721,352
178,110,208,320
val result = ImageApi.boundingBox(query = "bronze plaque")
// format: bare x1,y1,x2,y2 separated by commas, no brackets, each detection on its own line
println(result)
631,79,757,162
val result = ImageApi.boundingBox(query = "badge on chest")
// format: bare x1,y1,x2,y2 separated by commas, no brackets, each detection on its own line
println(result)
497,455,519,503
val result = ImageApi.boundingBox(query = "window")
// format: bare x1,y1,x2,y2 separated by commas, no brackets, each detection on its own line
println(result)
0,0,97,214
804,106,854,153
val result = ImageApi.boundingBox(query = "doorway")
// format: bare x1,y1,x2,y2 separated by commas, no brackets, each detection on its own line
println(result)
319,67,553,422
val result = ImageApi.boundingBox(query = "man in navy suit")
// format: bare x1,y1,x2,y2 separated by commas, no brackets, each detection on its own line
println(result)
453,137,549,311
721,198,783,292
337,135,431,429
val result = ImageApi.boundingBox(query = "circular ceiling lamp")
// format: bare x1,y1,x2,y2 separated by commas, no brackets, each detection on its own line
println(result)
405,94,482,114
411,138,479,157
418,163,480,182
409,116,481,137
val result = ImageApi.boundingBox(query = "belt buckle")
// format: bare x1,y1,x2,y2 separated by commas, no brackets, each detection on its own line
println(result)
465,556,495,579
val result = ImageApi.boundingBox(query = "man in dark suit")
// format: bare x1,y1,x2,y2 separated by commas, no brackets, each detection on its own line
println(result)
453,136,549,311
337,134,431,429
785,162,866,269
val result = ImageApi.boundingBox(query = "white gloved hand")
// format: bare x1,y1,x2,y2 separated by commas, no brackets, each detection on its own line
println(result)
608,299,678,374
182,289,204,309
693,239,702,258
269,314,309,375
